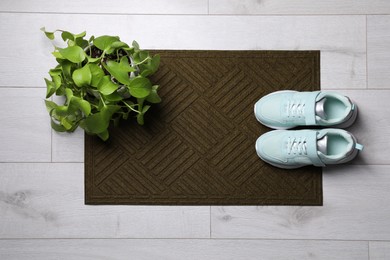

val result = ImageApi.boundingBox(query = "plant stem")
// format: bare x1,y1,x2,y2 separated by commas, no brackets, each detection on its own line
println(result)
116,49,120,62
123,101,140,114
134,57,151,66
99,94,107,108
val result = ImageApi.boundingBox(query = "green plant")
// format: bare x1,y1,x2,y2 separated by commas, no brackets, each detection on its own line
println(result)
41,28,161,141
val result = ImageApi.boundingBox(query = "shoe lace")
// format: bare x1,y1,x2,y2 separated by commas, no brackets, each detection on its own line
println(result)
287,137,307,155
286,100,305,118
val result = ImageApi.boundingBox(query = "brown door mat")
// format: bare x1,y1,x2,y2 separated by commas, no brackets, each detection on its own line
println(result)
85,50,322,206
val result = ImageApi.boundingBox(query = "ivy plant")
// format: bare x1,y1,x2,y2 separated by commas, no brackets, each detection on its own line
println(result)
42,28,161,141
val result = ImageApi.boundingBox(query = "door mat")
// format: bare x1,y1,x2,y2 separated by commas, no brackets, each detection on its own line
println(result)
85,50,322,205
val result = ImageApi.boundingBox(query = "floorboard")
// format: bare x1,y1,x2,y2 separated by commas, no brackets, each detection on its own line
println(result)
0,88,51,162
0,239,369,260
0,0,208,14
369,241,390,260
367,15,390,89
209,0,390,15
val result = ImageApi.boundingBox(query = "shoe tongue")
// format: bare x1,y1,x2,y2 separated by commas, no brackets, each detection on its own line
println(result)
317,135,328,154
315,97,327,119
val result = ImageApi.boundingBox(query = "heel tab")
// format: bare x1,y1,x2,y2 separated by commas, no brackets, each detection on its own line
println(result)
355,143,364,151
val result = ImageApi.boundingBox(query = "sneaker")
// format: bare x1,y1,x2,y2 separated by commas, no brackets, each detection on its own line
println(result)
254,90,357,129
255,128,363,169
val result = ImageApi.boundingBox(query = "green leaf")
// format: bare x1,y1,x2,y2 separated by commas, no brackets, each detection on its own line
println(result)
140,69,152,77
136,103,151,125
61,60,73,80
71,97,91,116
74,31,86,39
140,54,160,77
61,117,73,130
97,129,109,141
86,89,100,100
65,88,74,106
50,118,67,132
65,88,91,116
67,40,75,47
88,64,105,87
52,75,62,88
49,69,62,88
59,46,86,63
45,78,56,98
49,106,60,120
122,110,130,120
61,30,86,41
72,64,92,87
123,112,130,120
142,105,151,114
84,112,108,133
105,92,123,102
105,104,121,115
44,100,58,113
112,41,129,49
61,31,74,41
128,77,152,98
53,105,69,117
137,113,145,125
97,76,119,95
56,86,66,96
49,68,62,77
119,56,134,72
93,35,119,51
150,54,160,73
41,27,55,40
122,46,135,54
87,56,101,63
132,40,140,51
102,60,131,85
105,41,129,54
52,51,63,59
137,98,144,111
146,85,161,103
84,105,119,134
101,57,134,85
75,38,89,49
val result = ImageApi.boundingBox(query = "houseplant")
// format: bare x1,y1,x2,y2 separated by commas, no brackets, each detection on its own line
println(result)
42,28,161,141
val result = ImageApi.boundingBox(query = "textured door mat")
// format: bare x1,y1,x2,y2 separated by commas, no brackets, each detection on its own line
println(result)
85,50,322,205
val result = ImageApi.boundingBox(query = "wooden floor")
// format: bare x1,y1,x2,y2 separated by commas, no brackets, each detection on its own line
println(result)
1,1,390,259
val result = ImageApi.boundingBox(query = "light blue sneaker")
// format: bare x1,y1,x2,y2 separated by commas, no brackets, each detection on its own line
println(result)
254,91,357,129
256,129,363,169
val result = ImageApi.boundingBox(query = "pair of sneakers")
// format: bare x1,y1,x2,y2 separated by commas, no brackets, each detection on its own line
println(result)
254,91,363,169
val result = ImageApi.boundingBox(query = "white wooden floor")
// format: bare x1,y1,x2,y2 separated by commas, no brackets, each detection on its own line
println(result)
1,1,390,259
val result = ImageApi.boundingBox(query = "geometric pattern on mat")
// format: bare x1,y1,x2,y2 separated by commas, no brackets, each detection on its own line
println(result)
85,50,322,205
